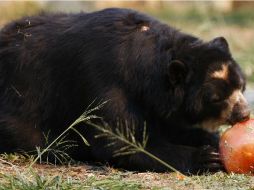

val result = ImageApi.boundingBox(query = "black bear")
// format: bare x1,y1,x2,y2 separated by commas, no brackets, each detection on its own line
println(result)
0,8,250,174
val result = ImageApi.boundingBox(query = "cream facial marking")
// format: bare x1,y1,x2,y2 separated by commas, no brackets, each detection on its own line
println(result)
211,64,229,80
140,25,150,32
228,90,247,107
220,90,243,119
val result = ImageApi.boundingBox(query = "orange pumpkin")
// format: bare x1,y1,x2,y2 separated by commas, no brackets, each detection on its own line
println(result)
219,119,254,174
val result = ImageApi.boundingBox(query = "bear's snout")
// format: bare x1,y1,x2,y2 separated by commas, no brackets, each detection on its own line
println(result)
229,100,250,125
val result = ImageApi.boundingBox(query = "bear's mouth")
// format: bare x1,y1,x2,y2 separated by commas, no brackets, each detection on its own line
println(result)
221,90,250,125
200,119,226,132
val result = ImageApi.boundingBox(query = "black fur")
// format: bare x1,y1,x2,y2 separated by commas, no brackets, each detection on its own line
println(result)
0,8,248,174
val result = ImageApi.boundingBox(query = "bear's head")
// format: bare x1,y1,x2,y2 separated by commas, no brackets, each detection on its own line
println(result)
169,37,250,131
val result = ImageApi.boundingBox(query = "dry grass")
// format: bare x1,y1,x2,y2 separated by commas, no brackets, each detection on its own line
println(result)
0,154,254,190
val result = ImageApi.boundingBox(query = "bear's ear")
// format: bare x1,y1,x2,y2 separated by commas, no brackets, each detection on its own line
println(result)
167,60,188,85
210,37,229,52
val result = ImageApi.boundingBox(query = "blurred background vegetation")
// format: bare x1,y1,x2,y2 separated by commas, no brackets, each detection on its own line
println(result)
0,1,254,107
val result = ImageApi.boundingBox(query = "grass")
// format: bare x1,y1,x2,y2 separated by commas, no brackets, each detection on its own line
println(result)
0,155,142,190
0,172,142,190
1,154,254,190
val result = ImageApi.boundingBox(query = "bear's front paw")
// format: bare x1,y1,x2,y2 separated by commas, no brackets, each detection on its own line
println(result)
192,145,225,174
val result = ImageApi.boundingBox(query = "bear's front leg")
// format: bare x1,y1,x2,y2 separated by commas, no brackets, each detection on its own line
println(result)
91,136,223,174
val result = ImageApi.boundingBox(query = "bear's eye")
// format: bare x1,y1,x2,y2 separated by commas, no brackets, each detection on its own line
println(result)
210,94,224,103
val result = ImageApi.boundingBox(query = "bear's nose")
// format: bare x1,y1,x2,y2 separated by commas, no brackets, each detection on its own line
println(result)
229,104,251,125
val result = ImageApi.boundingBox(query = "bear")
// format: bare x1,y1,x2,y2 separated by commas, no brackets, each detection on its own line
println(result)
0,8,250,174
